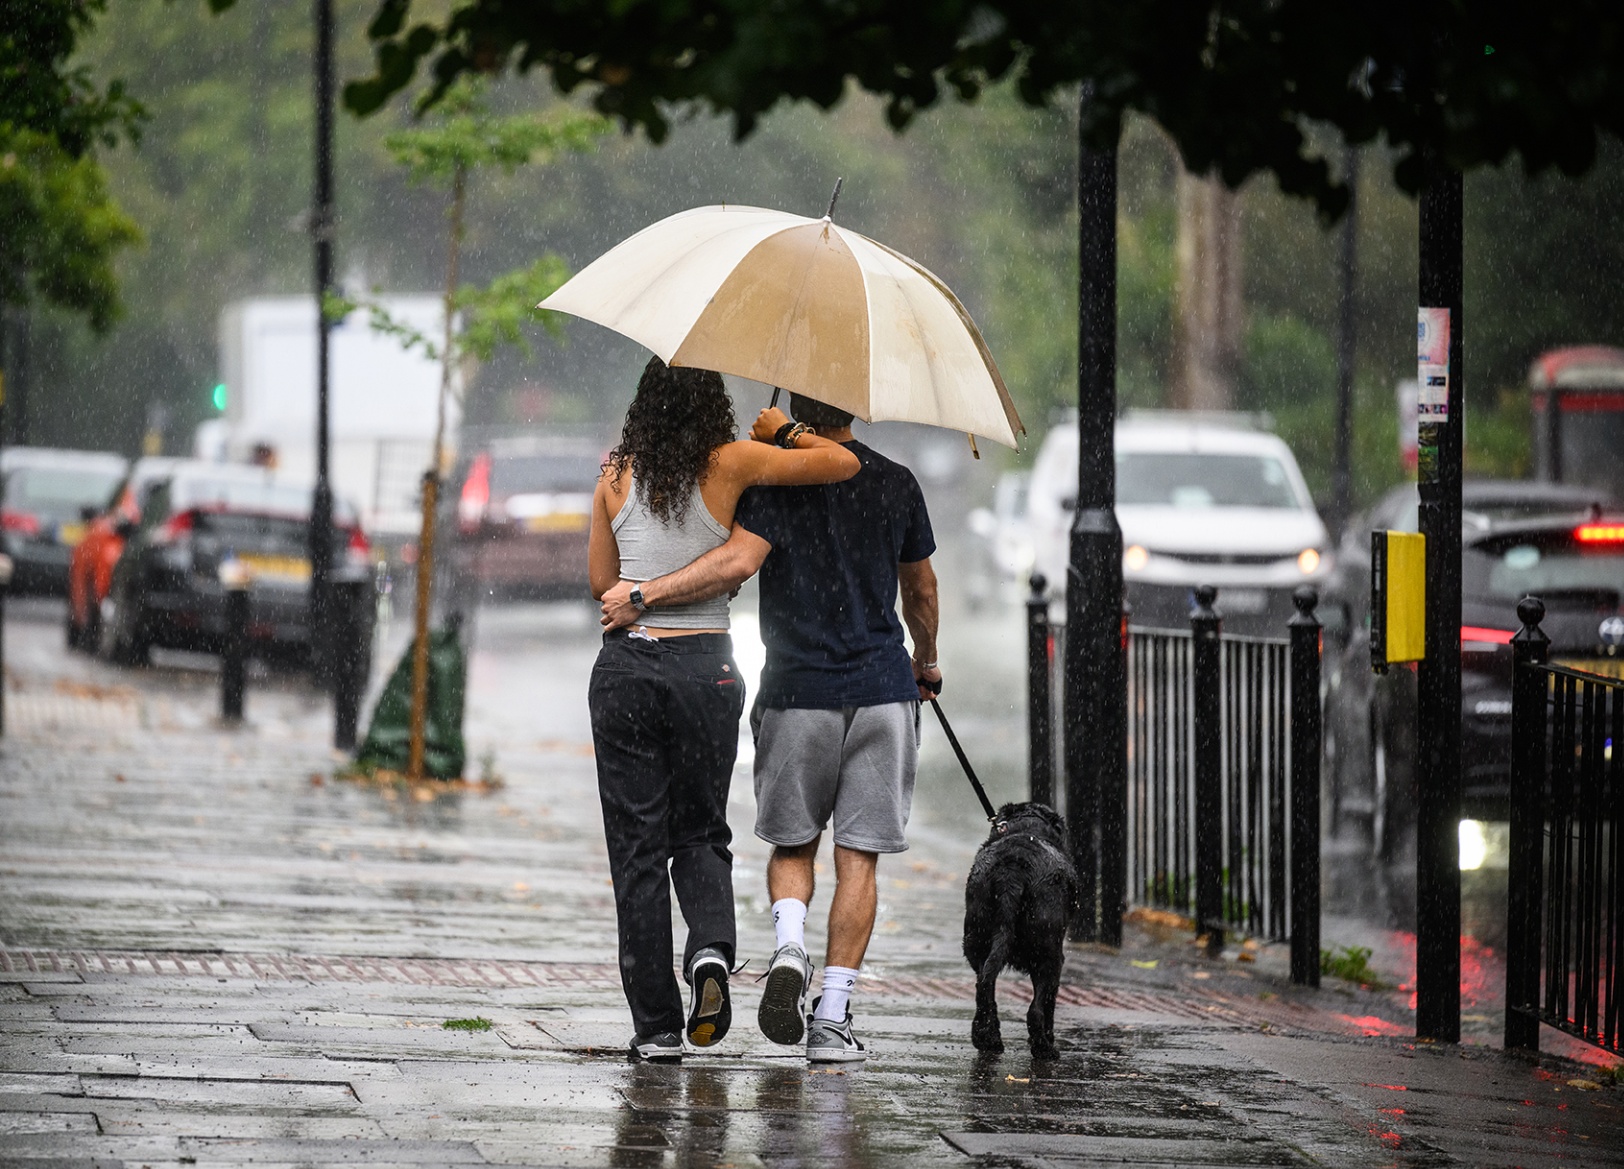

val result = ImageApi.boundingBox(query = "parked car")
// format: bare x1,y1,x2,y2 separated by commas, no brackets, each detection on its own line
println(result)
1028,413,1331,635
1321,479,1621,857
66,457,189,651
0,447,129,595
966,470,1034,609
99,463,370,665
453,436,603,598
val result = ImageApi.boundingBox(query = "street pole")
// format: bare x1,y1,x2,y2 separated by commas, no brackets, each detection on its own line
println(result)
1415,153,1464,1043
1331,146,1360,539
1065,83,1127,945
308,0,336,693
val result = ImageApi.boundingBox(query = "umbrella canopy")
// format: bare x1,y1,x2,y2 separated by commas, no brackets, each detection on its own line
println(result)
539,204,1024,448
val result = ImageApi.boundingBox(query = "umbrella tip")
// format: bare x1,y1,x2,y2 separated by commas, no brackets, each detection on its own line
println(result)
824,177,844,221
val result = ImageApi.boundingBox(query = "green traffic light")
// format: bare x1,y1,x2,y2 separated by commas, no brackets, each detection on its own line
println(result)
212,383,227,410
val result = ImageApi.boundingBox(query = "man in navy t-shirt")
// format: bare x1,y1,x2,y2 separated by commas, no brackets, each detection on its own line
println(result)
598,393,941,1063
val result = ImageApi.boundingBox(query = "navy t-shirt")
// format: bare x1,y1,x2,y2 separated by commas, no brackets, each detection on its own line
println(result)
734,440,935,709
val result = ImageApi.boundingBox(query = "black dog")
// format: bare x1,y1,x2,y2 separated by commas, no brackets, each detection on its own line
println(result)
962,802,1078,1058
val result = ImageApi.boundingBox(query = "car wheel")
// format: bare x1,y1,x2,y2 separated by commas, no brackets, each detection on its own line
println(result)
83,595,102,655
65,601,82,651
101,591,150,668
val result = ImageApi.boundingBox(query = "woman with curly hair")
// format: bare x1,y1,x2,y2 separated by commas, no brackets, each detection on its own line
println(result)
587,356,858,1062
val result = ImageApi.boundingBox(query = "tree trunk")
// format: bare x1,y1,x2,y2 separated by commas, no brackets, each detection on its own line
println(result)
1171,170,1244,411
407,163,465,780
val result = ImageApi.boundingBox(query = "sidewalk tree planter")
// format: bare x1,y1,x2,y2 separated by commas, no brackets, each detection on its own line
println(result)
326,80,608,778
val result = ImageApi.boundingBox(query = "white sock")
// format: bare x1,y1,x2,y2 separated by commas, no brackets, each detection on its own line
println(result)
771,898,808,951
815,966,859,1021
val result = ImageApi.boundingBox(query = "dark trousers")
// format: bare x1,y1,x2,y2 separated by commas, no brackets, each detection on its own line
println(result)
588,630,746,1037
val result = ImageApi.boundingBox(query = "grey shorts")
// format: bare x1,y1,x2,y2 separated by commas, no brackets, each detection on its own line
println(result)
751,702,920,854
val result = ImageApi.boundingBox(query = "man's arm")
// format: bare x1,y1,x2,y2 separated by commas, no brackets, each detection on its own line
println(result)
898,557,941,700
600,526,772,630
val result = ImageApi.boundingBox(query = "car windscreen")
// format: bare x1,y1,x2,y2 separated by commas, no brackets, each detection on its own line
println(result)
4,466,125,520
1116,452,1302,509
172,478,313,517
1465,533,1624,604
490,454,603,495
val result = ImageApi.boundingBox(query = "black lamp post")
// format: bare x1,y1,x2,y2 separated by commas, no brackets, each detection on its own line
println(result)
1414,155,1464,1043
1064,84,1128,945
307,0,336,690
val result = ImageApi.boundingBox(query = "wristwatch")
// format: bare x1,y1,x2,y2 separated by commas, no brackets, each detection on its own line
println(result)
630,585,647,612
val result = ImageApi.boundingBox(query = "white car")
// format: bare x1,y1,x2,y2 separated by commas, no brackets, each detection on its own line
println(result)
1028,414,1332,635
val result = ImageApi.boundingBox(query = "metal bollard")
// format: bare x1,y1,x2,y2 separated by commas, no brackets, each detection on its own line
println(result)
1026,574,1052,806
1288,586,1322,986
332,577,369,751
219,558,250,723
1190,584,1223,953
1504,596,1550,1051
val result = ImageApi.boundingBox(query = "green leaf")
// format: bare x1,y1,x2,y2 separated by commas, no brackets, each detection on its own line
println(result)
453,255,573,363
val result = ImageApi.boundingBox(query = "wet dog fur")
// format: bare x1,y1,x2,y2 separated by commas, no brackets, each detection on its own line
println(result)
962,801,1078,1058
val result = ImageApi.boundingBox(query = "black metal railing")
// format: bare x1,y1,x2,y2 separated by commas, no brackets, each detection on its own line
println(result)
1506,596,1622,1055
1031,579,1321,983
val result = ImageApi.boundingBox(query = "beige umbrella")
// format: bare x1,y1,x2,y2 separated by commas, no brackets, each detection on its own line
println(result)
539,199,1024,449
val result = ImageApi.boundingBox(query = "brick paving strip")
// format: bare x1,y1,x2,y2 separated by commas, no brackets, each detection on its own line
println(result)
0,948,1382,1034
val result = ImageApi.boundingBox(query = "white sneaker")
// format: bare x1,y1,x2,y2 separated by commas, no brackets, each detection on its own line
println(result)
757,943,812,1045
806,1006,868,1063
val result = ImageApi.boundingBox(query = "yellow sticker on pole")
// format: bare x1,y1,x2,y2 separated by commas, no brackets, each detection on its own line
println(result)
1371,530,1426,670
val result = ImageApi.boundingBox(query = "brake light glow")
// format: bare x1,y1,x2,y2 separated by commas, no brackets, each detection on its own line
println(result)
345,526,371,567
1461,625,1514,646
154,510,194,545
0,509,40,536
459,453,491,531
1576,524,1624,543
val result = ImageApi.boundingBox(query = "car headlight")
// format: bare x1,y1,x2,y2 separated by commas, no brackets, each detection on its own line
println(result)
1297,548,1321,575
1123,544,1149,572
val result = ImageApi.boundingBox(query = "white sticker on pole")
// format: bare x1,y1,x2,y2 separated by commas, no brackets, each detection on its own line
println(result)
1417,307,1450,420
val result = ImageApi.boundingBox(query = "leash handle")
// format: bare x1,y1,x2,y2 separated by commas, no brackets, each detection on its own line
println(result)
928,699,997,821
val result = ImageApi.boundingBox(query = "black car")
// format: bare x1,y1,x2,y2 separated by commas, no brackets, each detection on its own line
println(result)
1322,479,1622,858
0,447,129,594
100,464,372,666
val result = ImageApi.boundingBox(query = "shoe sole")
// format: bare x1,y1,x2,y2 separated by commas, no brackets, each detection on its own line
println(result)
687,966,730,1048
807,1041,868,1064
758,964,808,1045
630,1046,682,1063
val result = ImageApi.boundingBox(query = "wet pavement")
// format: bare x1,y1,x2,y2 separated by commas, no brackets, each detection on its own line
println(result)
2,586,1622,1168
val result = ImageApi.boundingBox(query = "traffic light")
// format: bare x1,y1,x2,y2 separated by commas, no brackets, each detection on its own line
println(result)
212,383,227,411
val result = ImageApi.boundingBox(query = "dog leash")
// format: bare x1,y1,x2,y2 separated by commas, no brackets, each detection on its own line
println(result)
926,698,997,822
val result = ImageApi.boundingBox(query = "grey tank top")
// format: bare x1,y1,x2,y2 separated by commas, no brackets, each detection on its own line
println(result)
611,473,732,629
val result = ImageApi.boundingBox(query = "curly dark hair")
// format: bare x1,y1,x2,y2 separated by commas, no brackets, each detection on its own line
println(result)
605,357,736,525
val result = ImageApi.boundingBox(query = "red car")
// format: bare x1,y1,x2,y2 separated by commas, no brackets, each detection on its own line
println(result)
67,457,188,651
454,437,603,598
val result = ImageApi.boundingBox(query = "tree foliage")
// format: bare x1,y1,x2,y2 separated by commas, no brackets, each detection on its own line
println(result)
0,129,141,333
336,0,1624,218
0,0,144,157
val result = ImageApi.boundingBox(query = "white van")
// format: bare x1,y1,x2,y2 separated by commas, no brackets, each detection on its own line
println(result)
1028,413,1332,635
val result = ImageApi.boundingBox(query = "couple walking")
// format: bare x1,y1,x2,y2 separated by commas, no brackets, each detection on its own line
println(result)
586,356,940,1064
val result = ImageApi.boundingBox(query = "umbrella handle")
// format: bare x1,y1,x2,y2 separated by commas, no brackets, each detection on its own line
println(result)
769,387,780,410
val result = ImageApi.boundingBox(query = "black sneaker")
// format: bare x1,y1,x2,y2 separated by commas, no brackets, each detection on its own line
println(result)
629,1031,683,1062
686,948,731,1048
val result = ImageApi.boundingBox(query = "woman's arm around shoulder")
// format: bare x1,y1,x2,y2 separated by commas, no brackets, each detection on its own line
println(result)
716,406,860,489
